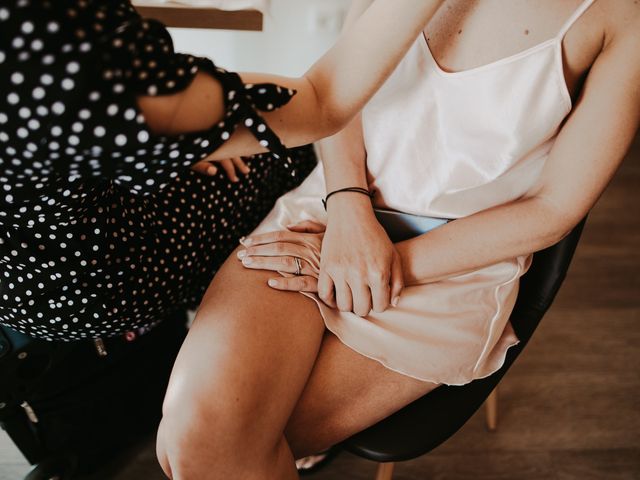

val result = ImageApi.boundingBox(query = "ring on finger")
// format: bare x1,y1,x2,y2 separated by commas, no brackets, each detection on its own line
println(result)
294,257,302,276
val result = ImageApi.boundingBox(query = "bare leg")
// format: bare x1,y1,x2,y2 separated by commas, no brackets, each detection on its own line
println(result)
285,332,438,457
156,249,326,480
156,249,438,478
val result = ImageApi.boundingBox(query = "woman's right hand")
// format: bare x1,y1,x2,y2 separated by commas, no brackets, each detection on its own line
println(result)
318,193,404,316
191,157,251,182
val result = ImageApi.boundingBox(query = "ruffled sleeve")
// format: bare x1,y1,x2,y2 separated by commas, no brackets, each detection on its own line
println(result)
92,15,299,195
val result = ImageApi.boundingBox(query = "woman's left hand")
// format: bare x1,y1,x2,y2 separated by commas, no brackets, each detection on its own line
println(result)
238,221,325,293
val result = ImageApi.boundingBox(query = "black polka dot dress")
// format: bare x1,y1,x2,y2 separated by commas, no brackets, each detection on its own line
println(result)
0,1,317,341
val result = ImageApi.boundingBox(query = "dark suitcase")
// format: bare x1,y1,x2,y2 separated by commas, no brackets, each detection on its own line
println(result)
0,313,188,479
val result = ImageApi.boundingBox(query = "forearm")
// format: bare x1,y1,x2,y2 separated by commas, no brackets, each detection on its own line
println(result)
396,196,577,286
140,0,443,158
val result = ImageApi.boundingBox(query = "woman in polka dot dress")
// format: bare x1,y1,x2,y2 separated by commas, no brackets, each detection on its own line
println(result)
0,0,444,341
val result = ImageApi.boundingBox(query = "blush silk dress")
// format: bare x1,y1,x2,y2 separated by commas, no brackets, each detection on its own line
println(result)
250,0,595,385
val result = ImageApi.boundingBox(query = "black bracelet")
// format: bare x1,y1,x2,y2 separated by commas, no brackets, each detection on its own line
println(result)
322,187,374,210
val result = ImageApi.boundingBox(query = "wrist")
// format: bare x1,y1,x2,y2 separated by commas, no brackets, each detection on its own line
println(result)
326,191,375,217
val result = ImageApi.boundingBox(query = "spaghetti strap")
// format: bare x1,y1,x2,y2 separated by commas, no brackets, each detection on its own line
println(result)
557,0,597,39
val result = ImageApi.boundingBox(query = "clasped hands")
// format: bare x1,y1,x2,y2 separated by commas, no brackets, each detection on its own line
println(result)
236,205,404,317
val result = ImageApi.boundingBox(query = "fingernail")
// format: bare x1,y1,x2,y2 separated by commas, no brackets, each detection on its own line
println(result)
286,224,295,229
268,279,278,287
242,257,252,265
392,296,400,307
237,250,246,259
242,238,252,246
207,166,217,175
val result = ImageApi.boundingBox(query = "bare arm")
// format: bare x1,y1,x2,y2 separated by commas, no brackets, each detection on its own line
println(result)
138,0,444,158
397,19,640,285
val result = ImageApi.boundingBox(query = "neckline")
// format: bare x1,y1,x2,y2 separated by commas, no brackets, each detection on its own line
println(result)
420,32,559,78
417,31,574,112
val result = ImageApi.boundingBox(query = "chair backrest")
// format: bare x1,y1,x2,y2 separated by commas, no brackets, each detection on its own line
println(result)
344,219,587,462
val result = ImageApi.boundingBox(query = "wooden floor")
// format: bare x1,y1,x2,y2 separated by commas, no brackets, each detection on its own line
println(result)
1,134,639,479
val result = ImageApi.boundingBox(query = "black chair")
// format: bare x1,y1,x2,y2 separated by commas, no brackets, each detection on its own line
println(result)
343,219,587,480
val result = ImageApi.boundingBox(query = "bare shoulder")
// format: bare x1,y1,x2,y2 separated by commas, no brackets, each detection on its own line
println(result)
602,0,640,51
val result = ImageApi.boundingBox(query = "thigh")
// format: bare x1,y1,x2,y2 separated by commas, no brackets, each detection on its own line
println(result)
163,248,326,446
285,332,439,457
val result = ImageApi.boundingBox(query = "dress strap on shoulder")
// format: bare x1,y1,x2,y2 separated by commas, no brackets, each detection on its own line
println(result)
557,0,597,39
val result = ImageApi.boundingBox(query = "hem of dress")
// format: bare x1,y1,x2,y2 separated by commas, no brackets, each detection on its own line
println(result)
301,292,521,387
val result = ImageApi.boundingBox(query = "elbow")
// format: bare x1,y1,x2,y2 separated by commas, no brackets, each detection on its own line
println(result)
303,74,352,138
535,197,587,249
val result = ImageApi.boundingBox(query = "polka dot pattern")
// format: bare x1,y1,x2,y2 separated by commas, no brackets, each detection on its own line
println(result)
0,1,316,340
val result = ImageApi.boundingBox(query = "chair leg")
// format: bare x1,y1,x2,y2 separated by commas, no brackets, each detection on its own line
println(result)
485,386,499,431
375,462,395,480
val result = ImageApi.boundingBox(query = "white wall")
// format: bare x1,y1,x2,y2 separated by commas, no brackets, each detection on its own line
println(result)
169,0,351,76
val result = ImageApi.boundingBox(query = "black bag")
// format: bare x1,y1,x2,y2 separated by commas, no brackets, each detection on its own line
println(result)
0,313,188,479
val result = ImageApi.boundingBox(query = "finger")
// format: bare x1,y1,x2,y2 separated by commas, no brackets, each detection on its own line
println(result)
191,161,217,176
390,252,405,307
243,229,312,247
349,280,373,317
220,158,239,182
232,156,251,175
286,220,326,234
370,278,391,313
267,275,318,293
241,255,312,276
317,272,336,308
239,242,309,260
334,279,353,313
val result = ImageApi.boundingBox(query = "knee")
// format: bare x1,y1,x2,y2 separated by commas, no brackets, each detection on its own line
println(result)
156,384,229,480
155,384,270,480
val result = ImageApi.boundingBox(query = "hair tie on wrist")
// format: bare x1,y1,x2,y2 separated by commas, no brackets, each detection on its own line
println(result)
322,187,374,210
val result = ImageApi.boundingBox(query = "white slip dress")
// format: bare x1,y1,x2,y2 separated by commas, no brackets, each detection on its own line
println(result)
249,0,595,385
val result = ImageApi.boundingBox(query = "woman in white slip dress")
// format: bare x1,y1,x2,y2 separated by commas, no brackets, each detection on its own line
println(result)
157,1,640,478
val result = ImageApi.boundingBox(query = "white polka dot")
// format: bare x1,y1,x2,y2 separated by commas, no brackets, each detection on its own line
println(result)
40,73,53,85
94,126,105,137
18,107,30,119
11,72,24,85
0,51,5,64
47,21,59,33
129,134,147,149
17,127,28,138
115,134,127,146
52,102,65,115
42,54,54,65
66,61,80,74
0,113,7,124
79,109,91,120
32,87,45,100
259,140,269,147
107,104,118,116
0,8,9,21
61,78,74,90
12,37,24,49
221,132,230,140
31,39,43,51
